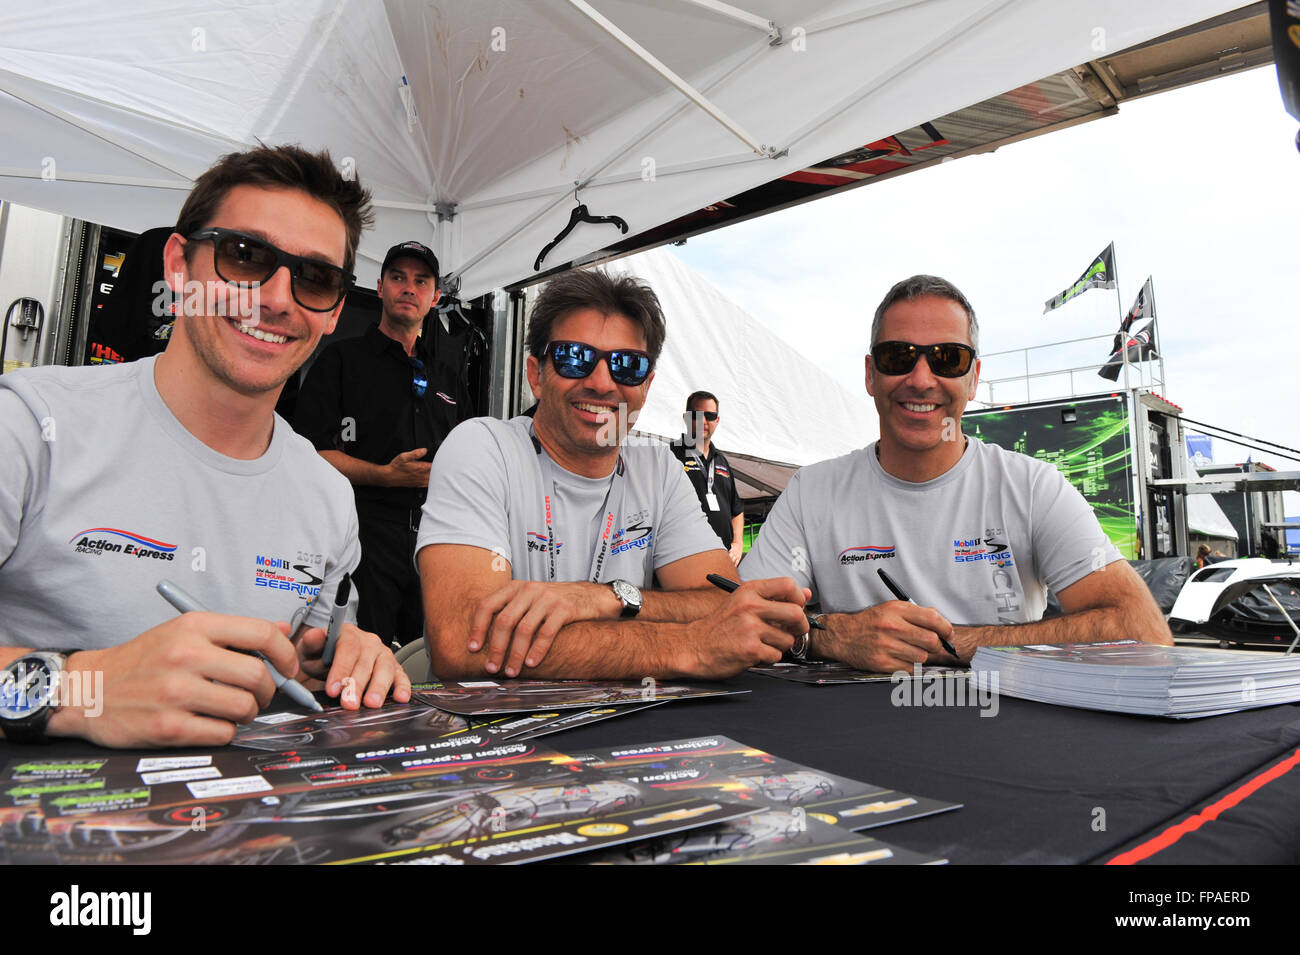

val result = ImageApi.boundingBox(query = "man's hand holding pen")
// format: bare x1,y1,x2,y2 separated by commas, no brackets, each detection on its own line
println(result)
813,601,962,674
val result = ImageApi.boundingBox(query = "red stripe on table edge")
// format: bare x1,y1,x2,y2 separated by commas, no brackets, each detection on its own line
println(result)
1105,745,1300,864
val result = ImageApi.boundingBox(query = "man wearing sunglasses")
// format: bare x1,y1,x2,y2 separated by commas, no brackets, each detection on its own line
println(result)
672,391,746,566
741,274,1170,674
416,269,811,680
0,145,411,748
294,241,470,648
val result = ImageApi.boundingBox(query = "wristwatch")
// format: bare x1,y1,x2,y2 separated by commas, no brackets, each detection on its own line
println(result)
609,579,643,618
786,614,823,663
0,651,70,743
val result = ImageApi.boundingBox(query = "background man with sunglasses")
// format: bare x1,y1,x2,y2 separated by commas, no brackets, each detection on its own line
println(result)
294,241,470,647
741,274,1170,673
417,269,811,680
672,391,745,565
0,145,411,748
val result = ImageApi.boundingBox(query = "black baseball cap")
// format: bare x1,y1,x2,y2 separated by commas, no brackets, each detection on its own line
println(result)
381,241,440,285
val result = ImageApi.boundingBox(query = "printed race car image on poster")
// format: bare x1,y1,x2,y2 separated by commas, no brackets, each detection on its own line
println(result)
571,735,961,831
36,744,752,865
572,808,946,865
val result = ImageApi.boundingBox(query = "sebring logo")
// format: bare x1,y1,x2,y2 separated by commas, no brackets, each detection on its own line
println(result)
68,528,176,561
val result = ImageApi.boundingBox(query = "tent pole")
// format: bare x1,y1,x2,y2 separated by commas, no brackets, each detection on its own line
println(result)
781,0,1016,151
678,0,777,38
566,0,775,157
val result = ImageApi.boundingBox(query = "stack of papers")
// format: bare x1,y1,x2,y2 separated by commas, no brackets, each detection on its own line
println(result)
972,640,1300,718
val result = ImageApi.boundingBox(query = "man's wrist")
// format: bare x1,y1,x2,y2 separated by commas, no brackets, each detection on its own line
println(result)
808,613,849,662
587,582,624,618
44,649,98,740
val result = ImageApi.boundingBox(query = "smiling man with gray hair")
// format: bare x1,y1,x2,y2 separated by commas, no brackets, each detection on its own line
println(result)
741,274,1171,672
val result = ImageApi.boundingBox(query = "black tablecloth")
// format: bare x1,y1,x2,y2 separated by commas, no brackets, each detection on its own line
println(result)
550,672,1300,864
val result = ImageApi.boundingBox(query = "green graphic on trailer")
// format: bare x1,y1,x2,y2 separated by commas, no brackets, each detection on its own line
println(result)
964,398,1136,558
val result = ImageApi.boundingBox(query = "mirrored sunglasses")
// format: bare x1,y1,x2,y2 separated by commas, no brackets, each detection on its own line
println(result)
547,341,652,386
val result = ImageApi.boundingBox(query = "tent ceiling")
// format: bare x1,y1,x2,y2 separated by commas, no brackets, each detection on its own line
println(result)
581,2,1272,269
0,1,1247,298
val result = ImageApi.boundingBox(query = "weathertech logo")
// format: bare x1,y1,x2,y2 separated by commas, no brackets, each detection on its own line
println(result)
68,528,176,561
839,545,895,564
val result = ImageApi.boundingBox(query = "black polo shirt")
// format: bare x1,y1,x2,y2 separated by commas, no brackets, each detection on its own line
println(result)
293,324,470,510
670,438,744,548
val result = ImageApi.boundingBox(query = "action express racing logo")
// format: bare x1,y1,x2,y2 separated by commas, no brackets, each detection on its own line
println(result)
68,528,177,561
839,545,895,564
525,532,561,555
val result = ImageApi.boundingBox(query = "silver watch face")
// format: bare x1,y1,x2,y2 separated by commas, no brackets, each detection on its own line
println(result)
0,656,59,720
611,579,642,609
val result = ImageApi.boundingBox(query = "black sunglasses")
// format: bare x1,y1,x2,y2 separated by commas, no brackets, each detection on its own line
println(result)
187,228,353,312
688,410,719,422
547,341,653,386
410,356,428,398
871,341,976,378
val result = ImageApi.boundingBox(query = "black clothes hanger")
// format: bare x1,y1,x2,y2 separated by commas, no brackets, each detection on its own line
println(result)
534,186,629,271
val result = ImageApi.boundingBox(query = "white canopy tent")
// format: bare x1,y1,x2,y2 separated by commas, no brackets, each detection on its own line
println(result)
603,246,875,470
0,1,1239,297
1186,494,1240,542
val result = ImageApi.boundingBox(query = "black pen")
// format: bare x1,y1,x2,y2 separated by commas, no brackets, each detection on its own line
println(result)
876,568,960,660
706,573,825,631
322,573,351,666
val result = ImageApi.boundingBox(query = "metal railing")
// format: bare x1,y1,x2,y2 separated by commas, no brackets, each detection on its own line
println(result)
973,332,1166,406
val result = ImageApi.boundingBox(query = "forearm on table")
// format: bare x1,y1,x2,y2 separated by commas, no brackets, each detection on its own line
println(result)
431,618,695,680
953,603,1172,656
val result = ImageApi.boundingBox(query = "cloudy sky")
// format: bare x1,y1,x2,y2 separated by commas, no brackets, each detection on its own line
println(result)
670,65,1300,512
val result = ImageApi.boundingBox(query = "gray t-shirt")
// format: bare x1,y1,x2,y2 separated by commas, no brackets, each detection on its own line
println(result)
416,417,723,585
0,356,359,650
740,436,1121,625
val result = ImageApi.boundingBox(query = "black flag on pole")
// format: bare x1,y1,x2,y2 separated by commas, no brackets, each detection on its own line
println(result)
1099,319,1159,381
1112,276,1155,352
1043,242,1117,313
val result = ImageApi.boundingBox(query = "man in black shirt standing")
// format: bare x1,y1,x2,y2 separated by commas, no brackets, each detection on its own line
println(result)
294,241,470,645
671,390,745,566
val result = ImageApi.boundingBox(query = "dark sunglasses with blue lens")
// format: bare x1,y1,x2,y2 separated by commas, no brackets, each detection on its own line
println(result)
546,341,653,386
409,356,428,397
